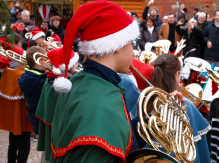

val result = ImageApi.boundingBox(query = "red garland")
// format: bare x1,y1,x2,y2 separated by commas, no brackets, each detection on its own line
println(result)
51,91,133,162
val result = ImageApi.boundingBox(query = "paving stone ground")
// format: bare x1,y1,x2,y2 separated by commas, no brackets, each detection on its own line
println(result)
0,129,42,163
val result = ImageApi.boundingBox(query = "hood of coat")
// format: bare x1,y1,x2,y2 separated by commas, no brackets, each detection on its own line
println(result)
140,21,156,31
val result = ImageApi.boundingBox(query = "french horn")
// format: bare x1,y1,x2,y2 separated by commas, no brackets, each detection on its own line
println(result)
139,51,157,65
126,65,196,163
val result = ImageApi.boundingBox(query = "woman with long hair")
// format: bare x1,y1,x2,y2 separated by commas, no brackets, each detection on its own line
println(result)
150,53,211,163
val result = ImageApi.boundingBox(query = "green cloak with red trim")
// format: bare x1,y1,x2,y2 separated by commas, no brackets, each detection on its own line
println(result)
35,79,59,161
50,71,132,162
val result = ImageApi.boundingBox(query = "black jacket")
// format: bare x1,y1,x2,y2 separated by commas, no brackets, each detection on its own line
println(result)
139,22,159,51
142,6,162,27
182,27,203,58
49,25,65,43
203,23,219,61
18,69,47,134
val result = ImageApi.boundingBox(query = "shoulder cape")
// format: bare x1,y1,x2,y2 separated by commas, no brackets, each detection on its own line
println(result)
51,71,132,162
0,67,24,100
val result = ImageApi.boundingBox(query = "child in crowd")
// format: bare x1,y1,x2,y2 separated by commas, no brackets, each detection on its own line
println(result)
18,46,47,141
36,47,78,162
10,0,21,16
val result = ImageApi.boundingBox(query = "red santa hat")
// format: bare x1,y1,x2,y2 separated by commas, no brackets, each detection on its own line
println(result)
130,59,154,90
0,56,10,72
0,38,26,70
47,47,79,93
52,34,62,44
30,29,45,40
56,0,139,93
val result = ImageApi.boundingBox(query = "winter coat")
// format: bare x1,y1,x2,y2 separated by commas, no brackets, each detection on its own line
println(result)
49,25,65,43
139,22,159,51
142,6,162,27
18,68,47,134
203,23,219,62
183,27,203,58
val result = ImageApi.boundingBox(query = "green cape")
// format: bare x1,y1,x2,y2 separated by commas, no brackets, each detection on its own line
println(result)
51,71,132,162
36,79,59,161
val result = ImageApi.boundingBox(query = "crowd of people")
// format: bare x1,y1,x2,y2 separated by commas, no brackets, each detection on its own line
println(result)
0,0,219,163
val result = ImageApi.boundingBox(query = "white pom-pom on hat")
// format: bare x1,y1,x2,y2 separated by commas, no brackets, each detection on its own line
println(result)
53,77,72,94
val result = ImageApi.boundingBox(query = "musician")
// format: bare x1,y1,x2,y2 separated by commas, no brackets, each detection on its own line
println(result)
49,2,185,162
18,46,47,140
0,42,33,163
35,47,78,162
150,54,211,163
22,39,37,50
29,29,46,48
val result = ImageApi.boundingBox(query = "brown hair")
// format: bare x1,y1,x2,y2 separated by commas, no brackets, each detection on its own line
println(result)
26,46,46,68
13,0,20,5
51,16,61,21
213,10,219,16
168,12,176,17
150,53,181,93
145,16,156,27
14,33,23,45
150,7,158,14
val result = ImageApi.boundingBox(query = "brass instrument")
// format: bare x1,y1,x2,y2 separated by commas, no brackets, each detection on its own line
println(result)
206,67,219,86
180,84,210,110
139,51,157,65
127,65,196,163
33,52,52,71
25,32,31,39
0,46,29,68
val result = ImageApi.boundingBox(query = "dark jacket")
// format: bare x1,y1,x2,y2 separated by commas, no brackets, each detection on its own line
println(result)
18,68,47,134
203,23,219,61
139,22,159,51
182,27,203,58
178,12,186,21
10,15,17,24
49,25,65,43
142,6,162,27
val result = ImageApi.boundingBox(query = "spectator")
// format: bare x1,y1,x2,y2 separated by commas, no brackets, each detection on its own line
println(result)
182,18,203,58
203,10,219,65
194,8,199,20
49,16,65,43
139,16,159,51
178,8,187,21
158,12,184,52
10,0,21,16
10,8,22,24
142,0,162,27
30,15,36,25
204,5,210,18
16,10,35,38
157,16,168,32
131,12,141,24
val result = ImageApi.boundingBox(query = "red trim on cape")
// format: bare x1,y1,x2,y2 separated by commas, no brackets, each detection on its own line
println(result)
35,115,52,126
119,90,133,156
51,91,132,162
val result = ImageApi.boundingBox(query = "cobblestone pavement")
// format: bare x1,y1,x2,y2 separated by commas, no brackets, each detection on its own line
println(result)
0,129,42,163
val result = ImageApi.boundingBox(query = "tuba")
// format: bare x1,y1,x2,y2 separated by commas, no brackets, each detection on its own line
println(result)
126,65,196,163
0,46,29,68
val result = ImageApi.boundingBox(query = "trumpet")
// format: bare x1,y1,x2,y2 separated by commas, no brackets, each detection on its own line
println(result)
25,32,31,39
127,64,196,163
139,51,157,65
0,46,29,68
33,52,52,71
206,66,219,86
